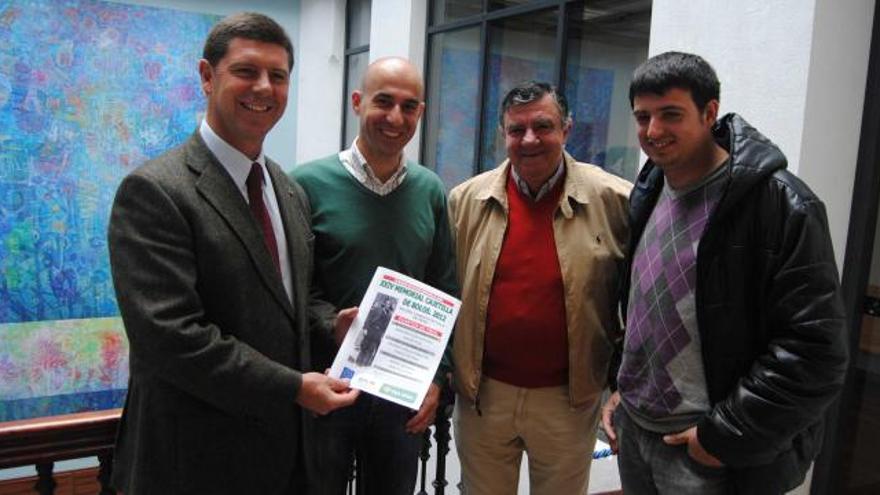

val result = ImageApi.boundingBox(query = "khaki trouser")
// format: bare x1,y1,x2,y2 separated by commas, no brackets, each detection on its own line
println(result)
454,377,600,495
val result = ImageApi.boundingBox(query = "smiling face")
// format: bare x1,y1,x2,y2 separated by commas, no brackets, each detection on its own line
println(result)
503,94,570,192
199,37,290,159
352,59,425,164
632,87,719,184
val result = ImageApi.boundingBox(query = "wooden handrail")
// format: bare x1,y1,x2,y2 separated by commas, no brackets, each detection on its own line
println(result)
0,409,121,469
0,396,463,495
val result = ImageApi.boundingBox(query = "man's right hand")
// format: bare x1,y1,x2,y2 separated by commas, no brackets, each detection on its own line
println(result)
296,372,359,415
600,390,621,453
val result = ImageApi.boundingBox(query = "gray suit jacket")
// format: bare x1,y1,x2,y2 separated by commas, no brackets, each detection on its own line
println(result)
108,132,334,494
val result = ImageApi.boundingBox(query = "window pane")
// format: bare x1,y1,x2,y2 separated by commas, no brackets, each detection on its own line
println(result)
424,27,481,190
481,9,558,171
432,0,482,25
347,0,371,48
564,1,650,180
488,0,533,11
343,51,369,148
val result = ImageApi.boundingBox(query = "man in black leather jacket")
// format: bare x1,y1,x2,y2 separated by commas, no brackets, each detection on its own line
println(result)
600,51,848,494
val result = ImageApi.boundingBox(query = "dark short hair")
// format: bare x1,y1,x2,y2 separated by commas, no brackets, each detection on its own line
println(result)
629,51,720,111
203,12,294,70
500,81,571,127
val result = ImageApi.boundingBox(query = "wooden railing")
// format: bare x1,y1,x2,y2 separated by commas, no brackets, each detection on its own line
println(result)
0,388,458,495
0,408,120,494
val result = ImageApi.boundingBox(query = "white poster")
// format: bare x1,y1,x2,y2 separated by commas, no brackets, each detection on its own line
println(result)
330,267,460,410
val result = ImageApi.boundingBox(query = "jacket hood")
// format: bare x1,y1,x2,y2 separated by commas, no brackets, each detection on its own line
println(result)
633,113,787,220
712,113,787,216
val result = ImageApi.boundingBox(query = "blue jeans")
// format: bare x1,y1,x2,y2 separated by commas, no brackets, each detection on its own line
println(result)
309,393,421,495
614,406,734,495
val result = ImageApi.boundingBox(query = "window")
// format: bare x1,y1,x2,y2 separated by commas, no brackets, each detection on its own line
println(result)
423,0,651,189
341,0,371,149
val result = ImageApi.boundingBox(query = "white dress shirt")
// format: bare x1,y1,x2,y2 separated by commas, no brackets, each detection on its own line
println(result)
200,120,292,300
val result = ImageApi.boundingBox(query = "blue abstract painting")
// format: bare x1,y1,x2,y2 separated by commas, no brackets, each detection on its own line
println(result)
0,0,219,421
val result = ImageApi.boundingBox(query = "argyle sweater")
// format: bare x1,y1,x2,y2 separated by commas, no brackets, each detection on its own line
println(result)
618,162,729,432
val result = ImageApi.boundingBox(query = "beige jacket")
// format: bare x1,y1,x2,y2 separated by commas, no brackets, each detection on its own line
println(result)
448,153,631,409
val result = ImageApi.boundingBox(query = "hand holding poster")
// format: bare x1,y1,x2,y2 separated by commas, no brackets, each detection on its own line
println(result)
329,267,460,410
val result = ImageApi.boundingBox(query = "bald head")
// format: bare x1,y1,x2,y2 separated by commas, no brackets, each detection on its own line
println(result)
352,56,425,168
360,57,424,99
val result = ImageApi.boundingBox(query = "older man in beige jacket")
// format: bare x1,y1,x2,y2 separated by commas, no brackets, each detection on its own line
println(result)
448,81,631,495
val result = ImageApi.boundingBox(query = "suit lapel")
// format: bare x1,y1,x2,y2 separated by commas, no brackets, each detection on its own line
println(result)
184,134,296,322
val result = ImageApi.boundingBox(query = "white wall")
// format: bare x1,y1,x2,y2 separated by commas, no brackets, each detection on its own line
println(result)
648,0,814,175
126,0,301,170
649,0,874,270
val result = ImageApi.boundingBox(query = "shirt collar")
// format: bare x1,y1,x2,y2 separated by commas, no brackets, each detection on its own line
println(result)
509,158,565,201
338,137,408,195
200,119,266,194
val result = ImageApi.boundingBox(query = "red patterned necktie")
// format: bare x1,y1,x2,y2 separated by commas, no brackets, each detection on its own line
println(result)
246,162,280,273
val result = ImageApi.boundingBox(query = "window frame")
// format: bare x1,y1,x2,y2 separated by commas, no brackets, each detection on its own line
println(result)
340,0,372,150
421,0,580,175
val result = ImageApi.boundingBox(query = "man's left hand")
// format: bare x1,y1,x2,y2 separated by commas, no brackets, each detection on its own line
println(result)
663,426,724,468
333,307,358,345
405,383,441,434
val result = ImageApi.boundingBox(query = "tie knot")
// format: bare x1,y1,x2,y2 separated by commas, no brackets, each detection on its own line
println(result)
247,162,264,188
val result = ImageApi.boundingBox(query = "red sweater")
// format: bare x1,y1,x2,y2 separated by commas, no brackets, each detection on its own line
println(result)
484,174,568,387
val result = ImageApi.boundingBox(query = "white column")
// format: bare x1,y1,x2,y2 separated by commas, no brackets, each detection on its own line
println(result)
369,0,428,161
797,0,875,269
294,0,346,164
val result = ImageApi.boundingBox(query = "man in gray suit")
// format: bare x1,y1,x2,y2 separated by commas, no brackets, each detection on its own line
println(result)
107,12,358,494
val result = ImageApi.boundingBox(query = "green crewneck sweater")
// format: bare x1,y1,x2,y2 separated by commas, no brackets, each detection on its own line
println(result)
291,154,457,382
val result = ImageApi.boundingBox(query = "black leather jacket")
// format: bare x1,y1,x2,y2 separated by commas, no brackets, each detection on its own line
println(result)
617,113,848,493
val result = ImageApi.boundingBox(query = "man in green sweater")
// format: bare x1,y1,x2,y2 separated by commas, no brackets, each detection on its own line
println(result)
291,57,457,495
